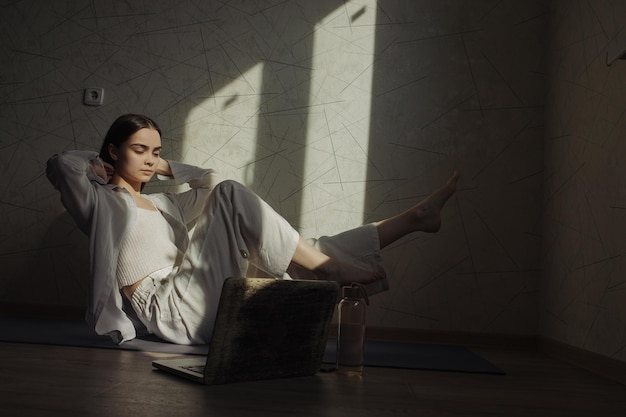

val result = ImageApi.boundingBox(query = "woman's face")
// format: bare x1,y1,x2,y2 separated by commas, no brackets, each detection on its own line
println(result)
109,127,162,187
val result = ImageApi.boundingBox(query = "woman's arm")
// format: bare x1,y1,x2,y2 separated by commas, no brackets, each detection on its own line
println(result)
156,159,220,223
156,158,172,177
46,150,104,234
90,159,115,183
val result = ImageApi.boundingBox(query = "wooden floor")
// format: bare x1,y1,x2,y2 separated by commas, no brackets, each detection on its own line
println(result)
1,341,625,417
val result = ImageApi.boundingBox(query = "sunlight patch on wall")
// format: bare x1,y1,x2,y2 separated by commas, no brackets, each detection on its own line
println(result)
298,2,378,236
179,2,378,238
181,62,265,182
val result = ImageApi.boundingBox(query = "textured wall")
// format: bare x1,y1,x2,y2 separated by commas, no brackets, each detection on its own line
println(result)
0,1,546,337
543,0,626,363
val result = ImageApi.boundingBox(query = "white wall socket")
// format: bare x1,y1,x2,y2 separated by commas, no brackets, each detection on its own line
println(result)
84,87,104,106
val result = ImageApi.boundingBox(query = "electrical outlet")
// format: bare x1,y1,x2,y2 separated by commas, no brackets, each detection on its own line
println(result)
84,87,104,106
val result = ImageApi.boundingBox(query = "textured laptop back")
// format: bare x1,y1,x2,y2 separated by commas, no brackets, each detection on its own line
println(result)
204,278,339,385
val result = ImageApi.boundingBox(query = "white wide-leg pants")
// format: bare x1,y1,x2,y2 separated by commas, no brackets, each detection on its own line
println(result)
131,180,383,345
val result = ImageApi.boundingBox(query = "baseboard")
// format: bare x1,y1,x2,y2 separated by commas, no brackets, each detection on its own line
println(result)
539,337,626,386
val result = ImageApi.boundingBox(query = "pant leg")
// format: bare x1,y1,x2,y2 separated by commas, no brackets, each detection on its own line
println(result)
133,180,300,344
308,223,389,296
310,223,383,272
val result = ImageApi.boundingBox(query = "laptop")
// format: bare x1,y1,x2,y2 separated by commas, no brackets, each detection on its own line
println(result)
152,277,339,385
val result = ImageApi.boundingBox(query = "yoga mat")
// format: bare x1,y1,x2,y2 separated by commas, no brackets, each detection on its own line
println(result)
0,317,504,374
0,317,208,355
323,339,504,375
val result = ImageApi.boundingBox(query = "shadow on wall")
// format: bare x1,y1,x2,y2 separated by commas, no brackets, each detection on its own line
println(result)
13,212,89,311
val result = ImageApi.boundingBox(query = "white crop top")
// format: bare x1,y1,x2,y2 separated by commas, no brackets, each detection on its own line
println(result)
116,208,181,288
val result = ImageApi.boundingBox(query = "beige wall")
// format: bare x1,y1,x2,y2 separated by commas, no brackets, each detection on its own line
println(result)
1,2,547,340
542,0,626,363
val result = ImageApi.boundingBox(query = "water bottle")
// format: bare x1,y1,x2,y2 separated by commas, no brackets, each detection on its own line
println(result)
336,283,369,376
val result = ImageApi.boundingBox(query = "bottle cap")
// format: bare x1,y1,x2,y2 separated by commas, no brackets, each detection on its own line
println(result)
342,282,369,305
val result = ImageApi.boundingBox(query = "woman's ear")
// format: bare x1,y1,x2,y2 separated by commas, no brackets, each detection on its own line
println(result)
108,143,118,161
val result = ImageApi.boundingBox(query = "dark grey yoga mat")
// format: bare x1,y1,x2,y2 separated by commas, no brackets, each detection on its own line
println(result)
0,317,208,355
0,317,504,374
323,339,504,374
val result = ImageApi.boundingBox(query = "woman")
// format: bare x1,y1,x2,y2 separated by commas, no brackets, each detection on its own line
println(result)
47,114,458,345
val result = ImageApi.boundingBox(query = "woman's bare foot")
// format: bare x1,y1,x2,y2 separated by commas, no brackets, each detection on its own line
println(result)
411,171,459,233
376,172,459,248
